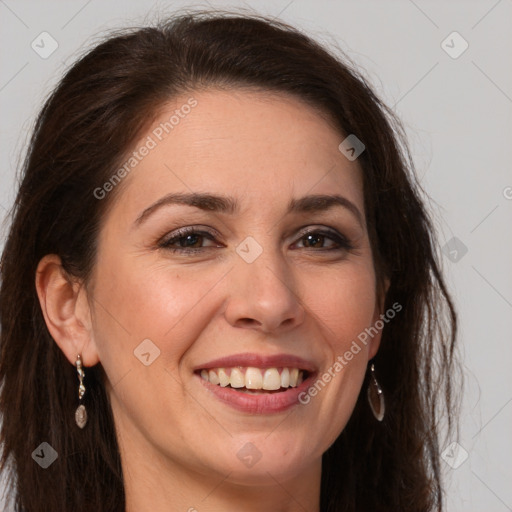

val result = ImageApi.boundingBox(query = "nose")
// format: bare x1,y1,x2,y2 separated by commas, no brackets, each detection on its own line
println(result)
223,244,306,334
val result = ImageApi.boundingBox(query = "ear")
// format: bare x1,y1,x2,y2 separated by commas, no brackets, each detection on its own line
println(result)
35,254,100,367
368,276,391,360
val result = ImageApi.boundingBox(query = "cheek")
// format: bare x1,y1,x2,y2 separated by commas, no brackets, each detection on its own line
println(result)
290,262,378,454
308,262,377,350
90,253,226,369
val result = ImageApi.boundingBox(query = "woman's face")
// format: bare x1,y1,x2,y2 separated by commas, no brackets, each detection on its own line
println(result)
87,88,384,486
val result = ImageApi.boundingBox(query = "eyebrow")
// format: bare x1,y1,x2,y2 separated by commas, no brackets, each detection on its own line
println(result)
133,192,364,227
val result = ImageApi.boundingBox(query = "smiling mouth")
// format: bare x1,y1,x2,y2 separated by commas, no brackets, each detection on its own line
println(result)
196,366,309,393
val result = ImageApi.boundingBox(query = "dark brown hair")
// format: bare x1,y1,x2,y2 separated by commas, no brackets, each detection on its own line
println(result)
0,10,459,511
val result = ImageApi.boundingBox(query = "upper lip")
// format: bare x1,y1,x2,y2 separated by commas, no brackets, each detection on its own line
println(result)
194,353,317,373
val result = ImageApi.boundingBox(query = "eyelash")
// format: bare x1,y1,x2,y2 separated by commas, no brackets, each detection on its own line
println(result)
158,226,354,255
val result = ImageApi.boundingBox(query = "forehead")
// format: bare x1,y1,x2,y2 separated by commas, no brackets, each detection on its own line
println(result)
108,88,364,222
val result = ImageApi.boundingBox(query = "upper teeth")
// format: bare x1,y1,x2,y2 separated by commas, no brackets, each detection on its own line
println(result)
200,367,304,390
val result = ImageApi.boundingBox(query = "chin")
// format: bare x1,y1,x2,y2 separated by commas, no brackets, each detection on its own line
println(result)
202,437,319,486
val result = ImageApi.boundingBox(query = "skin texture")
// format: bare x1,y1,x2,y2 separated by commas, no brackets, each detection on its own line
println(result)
36,89,387,512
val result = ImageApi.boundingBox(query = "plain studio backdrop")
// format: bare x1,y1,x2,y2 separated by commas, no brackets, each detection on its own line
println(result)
0,1,511,511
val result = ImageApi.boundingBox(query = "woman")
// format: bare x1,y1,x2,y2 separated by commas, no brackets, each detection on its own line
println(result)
0,10,459,512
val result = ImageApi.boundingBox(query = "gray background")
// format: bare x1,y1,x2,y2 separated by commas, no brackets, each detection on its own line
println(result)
1,0,511,510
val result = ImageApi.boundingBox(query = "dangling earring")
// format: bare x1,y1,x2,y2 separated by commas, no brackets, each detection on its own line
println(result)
75,354,87,428
367,363,385,421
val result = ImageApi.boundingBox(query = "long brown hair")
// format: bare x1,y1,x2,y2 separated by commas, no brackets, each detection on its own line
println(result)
0,10,459,511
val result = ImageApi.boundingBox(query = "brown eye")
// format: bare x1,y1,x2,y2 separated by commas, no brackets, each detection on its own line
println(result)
159,227,222,253
174,233,203,248
300,233,333,248
293,229,353,251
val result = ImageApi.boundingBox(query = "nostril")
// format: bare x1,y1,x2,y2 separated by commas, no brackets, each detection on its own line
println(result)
238,318,261,327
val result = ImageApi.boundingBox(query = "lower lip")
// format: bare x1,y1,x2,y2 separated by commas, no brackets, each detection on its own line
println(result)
196,372,315,414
